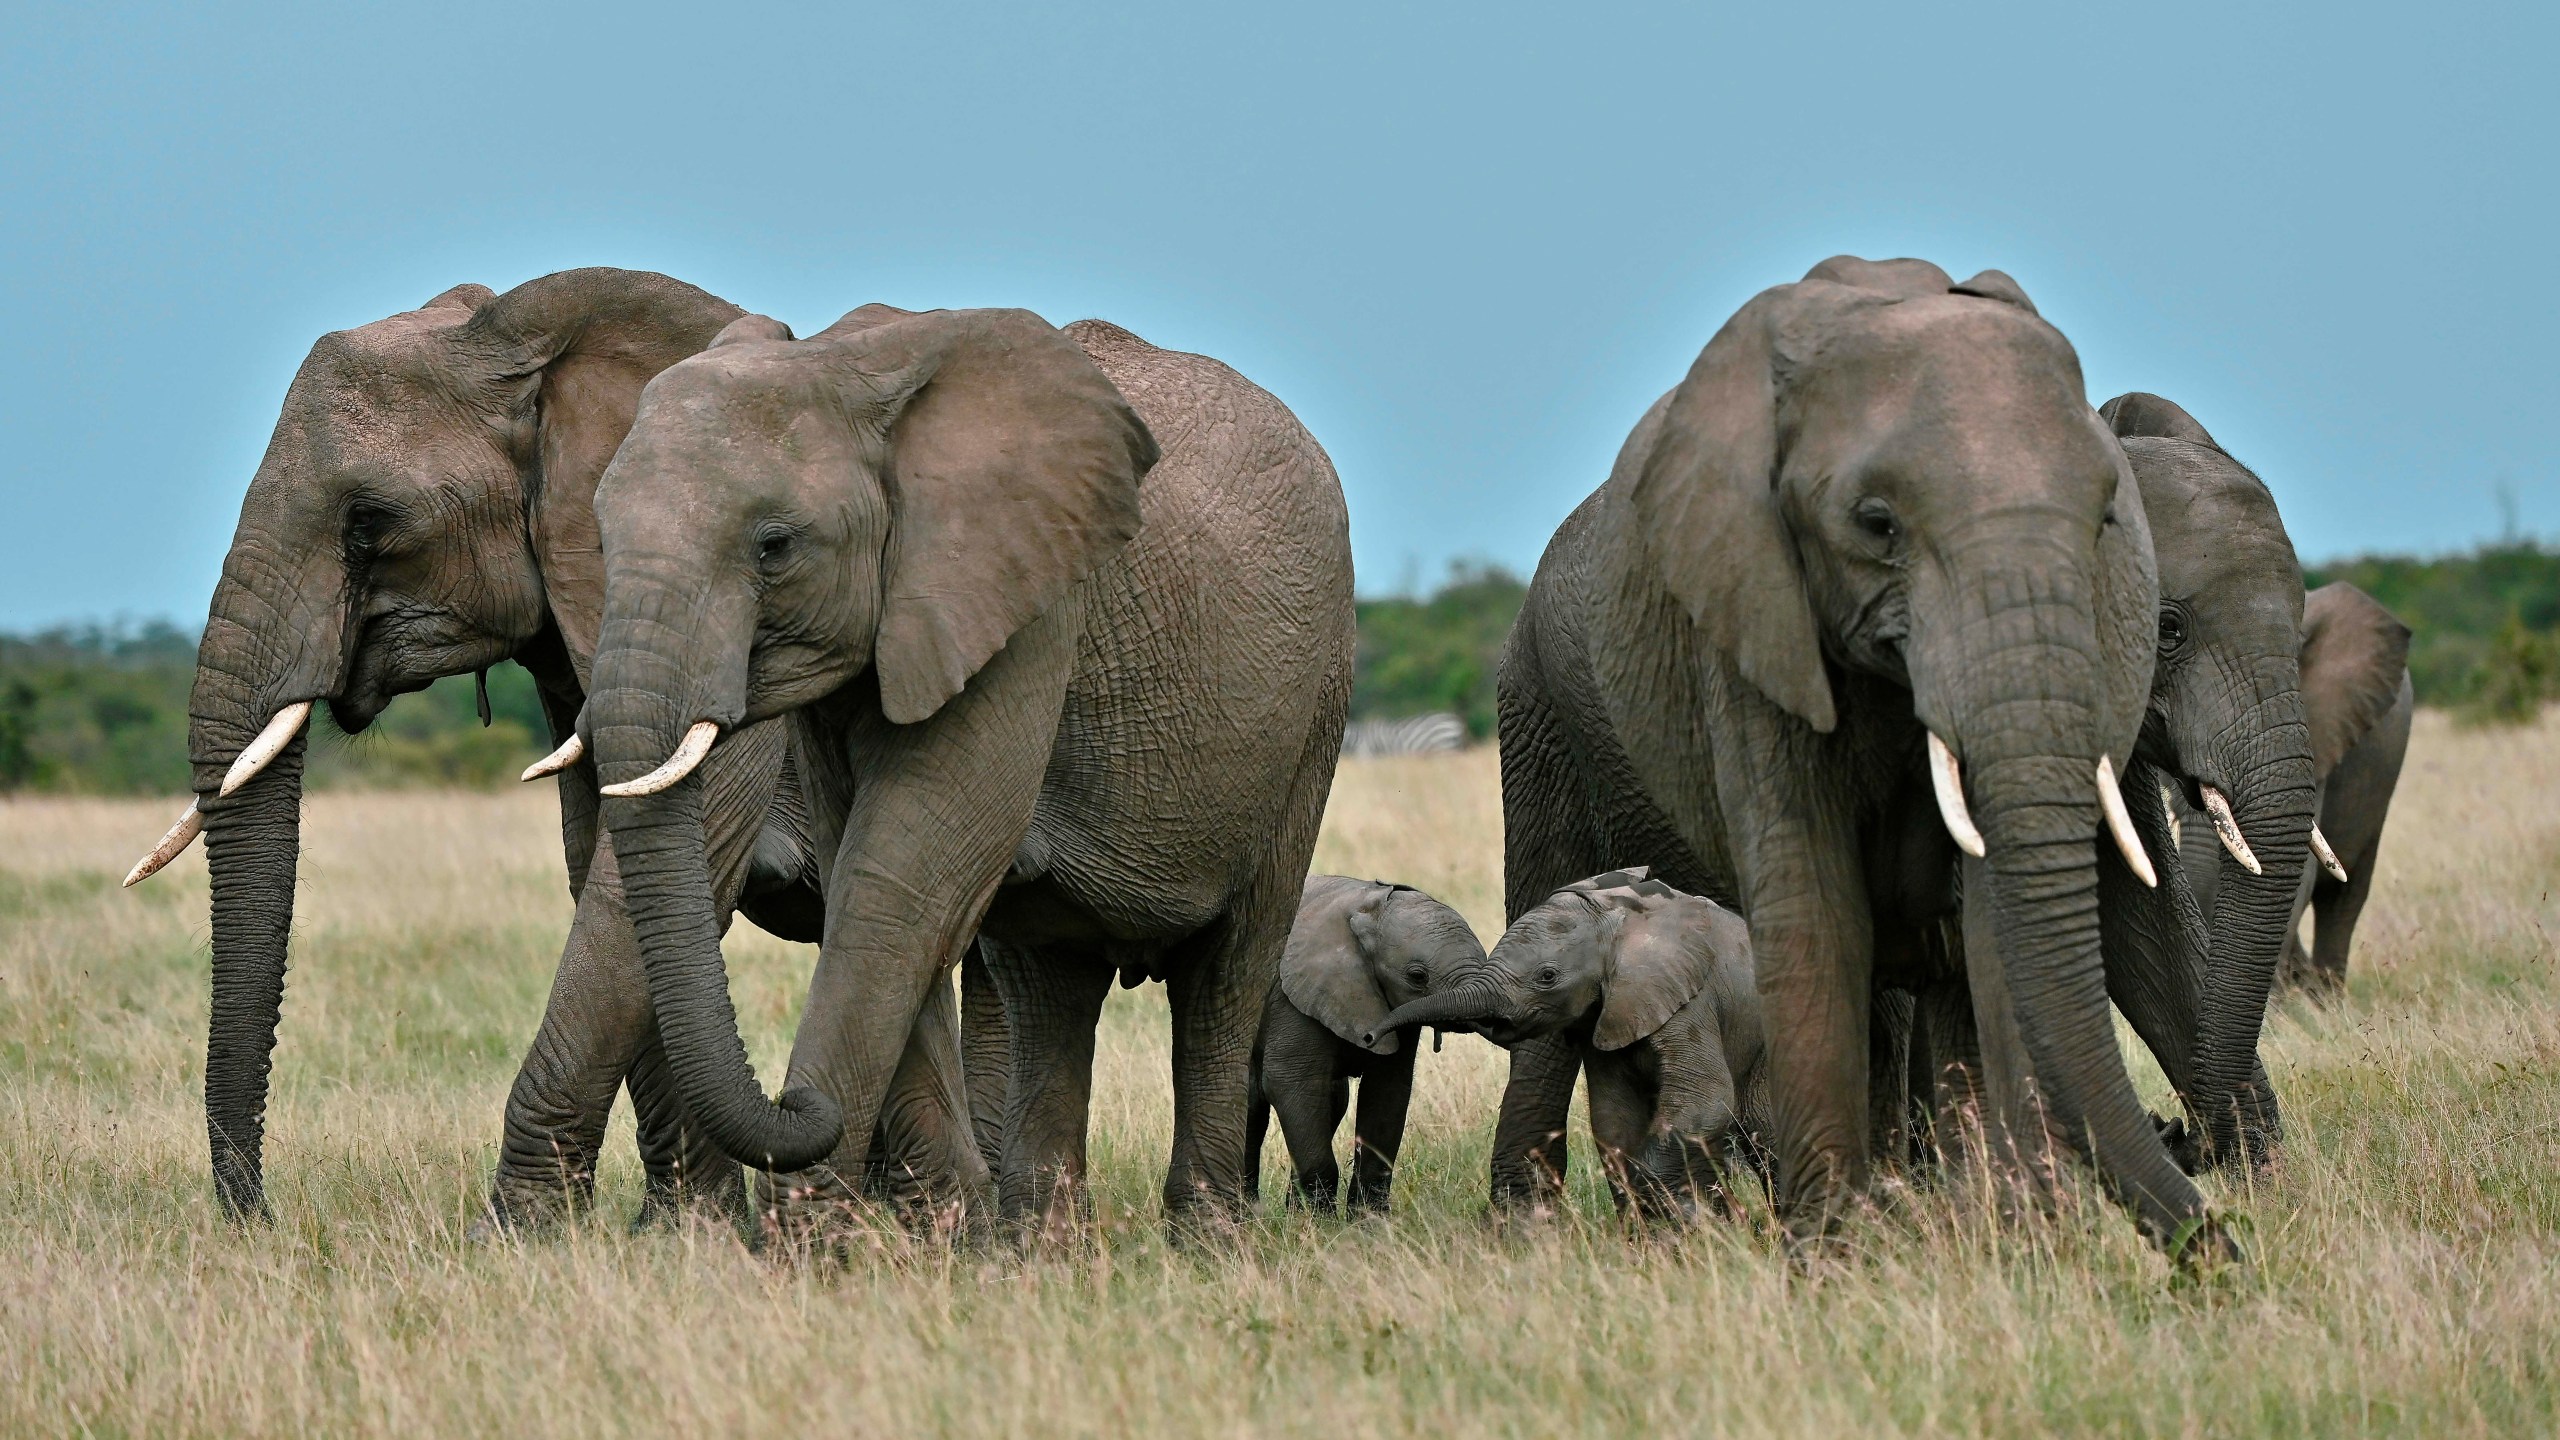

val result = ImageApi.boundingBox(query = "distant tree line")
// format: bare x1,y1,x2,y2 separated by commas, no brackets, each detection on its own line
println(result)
8,540,2559,792
0,621,549,794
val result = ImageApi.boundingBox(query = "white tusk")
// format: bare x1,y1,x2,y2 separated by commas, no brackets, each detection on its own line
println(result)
2158,778,2185,850
2309,824,2350,884
219,701,314,798
1926,731,1986,859
599,721,720,798
2096,755,2158,888
520,733,585,782
2197,784,2262,876
124,801,204,887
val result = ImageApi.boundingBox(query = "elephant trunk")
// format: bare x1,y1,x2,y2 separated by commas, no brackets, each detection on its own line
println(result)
1363,980,1506,1050
2188,693,2317,1167
186,551,338,1222
1924,550,2212,1252
589,592,842,1173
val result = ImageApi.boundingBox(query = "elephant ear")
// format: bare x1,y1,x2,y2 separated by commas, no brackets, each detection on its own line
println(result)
2300,583,2412,775
1627,292,1837,732
460,269,749,673
1593,891,1723,1052
1281,878,1400,1053
820,307,1159,725
1949,269,2039,315
2100,392,2221,450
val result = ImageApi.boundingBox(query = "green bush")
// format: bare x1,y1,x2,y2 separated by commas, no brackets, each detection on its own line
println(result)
1350,561,1527,739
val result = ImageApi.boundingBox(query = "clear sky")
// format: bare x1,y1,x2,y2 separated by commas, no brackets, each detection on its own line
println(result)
2,2,2551,628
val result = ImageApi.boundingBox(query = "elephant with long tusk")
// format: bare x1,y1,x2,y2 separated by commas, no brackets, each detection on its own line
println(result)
1486,257,2229,1259
123,269,983,1227
1882,391,2333,1181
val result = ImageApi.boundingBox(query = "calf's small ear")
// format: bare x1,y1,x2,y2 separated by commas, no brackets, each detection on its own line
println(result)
1594,898,1718,1051
1282,882,1401,1054
2100,392,2220,450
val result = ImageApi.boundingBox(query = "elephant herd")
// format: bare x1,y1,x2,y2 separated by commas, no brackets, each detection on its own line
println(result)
126,256,2409,1263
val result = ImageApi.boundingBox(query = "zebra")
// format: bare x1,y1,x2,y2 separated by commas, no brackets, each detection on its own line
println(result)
1339,711,1468,758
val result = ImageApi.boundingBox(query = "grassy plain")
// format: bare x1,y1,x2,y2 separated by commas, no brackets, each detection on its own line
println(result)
3,715,2557,1437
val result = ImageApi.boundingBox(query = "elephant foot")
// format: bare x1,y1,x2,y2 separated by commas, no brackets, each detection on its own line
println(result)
480,1165,595,1237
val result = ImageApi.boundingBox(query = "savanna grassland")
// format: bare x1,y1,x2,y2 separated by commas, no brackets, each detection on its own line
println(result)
4,716,2558,1438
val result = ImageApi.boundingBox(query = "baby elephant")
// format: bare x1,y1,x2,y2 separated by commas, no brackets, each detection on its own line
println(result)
1369,869,1768,1217
1246,876,1486,1215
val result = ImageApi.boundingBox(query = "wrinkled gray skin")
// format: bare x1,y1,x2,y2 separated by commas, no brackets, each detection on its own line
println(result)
1374,871,1770,1218
583,307,1353,1233
2182,582,2412,1002
1488,257,2221,1255
1244,876,1485,1215
175,269,987,1226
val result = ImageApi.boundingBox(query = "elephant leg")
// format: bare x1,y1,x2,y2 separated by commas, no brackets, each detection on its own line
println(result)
1490,1036,1582,1213
1347,1049,1415,1215
861,969,993,1224
960,939,1011,1178
1271,1067,1348,1216
490,722,783,1231
487,862,644,1227
1913,972,1987,1178
2305,836,2382,999
1158,665,1342,1232
627,1022,745,1228
1243,1064,1270,1207
986,938,1116,1235
1161,896,1291,1230
1866,985,1916,1176
1583,1055,1655,1217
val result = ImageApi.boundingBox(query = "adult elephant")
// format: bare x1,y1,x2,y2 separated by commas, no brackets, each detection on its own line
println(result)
1886,389,2320,1180
1488,257,2220,1254
125,269,976,1226
576,306,1353,1231
2180,580,2412,1001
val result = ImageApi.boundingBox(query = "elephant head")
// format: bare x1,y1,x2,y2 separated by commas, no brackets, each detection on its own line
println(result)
1616,258,2192,1241
1283,877,1487,1055
582,305,1158,1172
130,269,743,1220
1367,871,1743,1053
2101,391,2321,1167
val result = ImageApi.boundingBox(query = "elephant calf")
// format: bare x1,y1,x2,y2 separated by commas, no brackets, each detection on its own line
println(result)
1371,870,1769,1219
1246,876,1485,1215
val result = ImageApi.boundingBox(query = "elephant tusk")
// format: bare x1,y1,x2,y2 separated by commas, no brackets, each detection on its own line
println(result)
123,800,204,887
520,733,585,782
1926,731,1986,859
599,721,720,798
2158,777,2185,850
2309,824,2350,884
2197,784,2262,876
219,700,313,797
2097,755,2158,888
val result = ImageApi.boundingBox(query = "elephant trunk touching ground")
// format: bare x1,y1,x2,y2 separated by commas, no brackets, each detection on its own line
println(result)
1912,536,2206,1248
185,484,358,1221
585,573,844,1174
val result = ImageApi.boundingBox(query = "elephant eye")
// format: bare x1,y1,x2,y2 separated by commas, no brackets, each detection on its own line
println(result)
1406,965,1428,987
1535,966,1560,990
344,500,392,557
1852,497,1901,547
754,527,797,573
2158,604,2191,658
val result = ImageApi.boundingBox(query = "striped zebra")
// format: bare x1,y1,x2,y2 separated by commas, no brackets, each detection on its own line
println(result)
1339,711,1468,758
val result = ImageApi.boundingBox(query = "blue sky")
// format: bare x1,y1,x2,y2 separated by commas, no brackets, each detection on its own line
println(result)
2,2,2551,628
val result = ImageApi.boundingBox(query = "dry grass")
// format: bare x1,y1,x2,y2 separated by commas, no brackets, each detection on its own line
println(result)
3,720,2557,1437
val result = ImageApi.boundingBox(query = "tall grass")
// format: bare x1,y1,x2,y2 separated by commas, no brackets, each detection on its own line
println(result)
3,720,2556,1436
